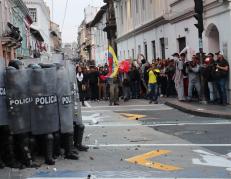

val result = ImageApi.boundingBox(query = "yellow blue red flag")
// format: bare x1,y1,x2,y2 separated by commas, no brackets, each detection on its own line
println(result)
108,45,119,78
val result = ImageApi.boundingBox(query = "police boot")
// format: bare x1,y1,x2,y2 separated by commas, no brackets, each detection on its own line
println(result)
63,133,79,160
18,135,33,167
44,134,55,165
4,135,22,169
0,156,5,169
0,130,5,168
53,132,61,159
74,124,89,151
29,137,37,161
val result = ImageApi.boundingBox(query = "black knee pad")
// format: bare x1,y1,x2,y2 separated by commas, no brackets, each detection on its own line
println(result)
46,134,54,141
77,124,85,130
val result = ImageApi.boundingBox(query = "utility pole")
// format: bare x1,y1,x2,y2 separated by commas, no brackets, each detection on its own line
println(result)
103,0,117,52
194,0,206,103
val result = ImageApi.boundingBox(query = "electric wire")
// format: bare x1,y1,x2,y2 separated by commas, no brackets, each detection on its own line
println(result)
61,0,69,32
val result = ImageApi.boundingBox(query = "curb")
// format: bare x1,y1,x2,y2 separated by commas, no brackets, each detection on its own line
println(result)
165,101,231,119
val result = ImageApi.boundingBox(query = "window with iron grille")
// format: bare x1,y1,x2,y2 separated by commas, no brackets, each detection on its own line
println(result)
29,8,37,23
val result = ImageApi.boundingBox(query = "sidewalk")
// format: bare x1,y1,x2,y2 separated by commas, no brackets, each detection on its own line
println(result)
162,98,231,119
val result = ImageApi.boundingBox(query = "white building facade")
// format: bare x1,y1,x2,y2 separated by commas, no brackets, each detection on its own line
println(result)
77,5,100,63
114,0,231,99
90,5,108,66
23,0,51,59
115,0,230,61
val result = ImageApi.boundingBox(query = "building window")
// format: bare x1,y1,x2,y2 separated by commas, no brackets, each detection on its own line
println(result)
132,49,135,61
125,1,127,21
138,45,141,55
152,41,156,60
136,0,139,13
144,42,148,61
120,5,123,24
178,37,186,52
142,0,145,10
29,8,37,22
129,0,132,17
160,38,166,59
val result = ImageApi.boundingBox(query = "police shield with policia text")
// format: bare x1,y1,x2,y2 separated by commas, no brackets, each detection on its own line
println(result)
0,59,88,168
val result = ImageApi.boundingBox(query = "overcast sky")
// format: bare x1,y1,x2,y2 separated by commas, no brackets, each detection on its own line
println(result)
44,0,104,43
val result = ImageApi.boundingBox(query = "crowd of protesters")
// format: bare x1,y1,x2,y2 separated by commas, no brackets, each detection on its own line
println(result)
76,51,229,106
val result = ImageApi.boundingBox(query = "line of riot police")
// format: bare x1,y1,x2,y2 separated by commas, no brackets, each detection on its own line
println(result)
0,59,88,169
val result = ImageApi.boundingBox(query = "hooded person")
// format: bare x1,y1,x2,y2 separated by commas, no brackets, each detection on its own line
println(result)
173,53,185,101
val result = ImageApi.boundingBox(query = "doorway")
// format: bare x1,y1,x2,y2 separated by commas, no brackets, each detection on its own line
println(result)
206,23,220,54
178,37,186,52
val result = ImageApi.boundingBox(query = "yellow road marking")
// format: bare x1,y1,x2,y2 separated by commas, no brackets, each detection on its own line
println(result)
120,113,146,120
126,150,182,171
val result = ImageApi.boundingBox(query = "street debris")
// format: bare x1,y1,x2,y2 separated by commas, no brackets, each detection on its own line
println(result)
85,134,92,141
93,139,99,149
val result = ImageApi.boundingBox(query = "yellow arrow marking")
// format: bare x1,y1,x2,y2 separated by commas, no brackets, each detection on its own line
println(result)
120,113,146,120
126,150,182,171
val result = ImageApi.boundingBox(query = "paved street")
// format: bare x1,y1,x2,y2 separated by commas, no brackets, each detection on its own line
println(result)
1,99,231,179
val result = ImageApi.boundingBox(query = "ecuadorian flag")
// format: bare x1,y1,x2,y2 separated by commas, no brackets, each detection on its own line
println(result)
108,45,119,78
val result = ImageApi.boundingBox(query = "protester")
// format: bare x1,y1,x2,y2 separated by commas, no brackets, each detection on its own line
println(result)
76,66,86,106
180,53,189,97
165,59,176,97
147,63,159,104
130,65,141,99
88,66,99,101
203,53,216,103
173,53,185,101
76,49,229,106
186,56,201,101
109,75,119,106
159,60,168,97
214,52,229,105
98,67,107,100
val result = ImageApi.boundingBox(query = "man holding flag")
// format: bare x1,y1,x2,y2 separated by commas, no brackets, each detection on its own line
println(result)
107,46,119,106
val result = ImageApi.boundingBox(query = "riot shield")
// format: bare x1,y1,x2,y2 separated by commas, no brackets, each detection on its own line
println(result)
56,64,74,133
0,59,8,126
30,66,59,135
66,61,82,124
5,67,31,134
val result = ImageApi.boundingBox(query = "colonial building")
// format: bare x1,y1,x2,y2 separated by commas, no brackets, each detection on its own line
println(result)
77,5,99,64
114,0,230,61
63,42,78,60
23,0,51,60
90,5,108,66
0,0,32,62
114,0,231,99
50,21,62,53
78,20,93,63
